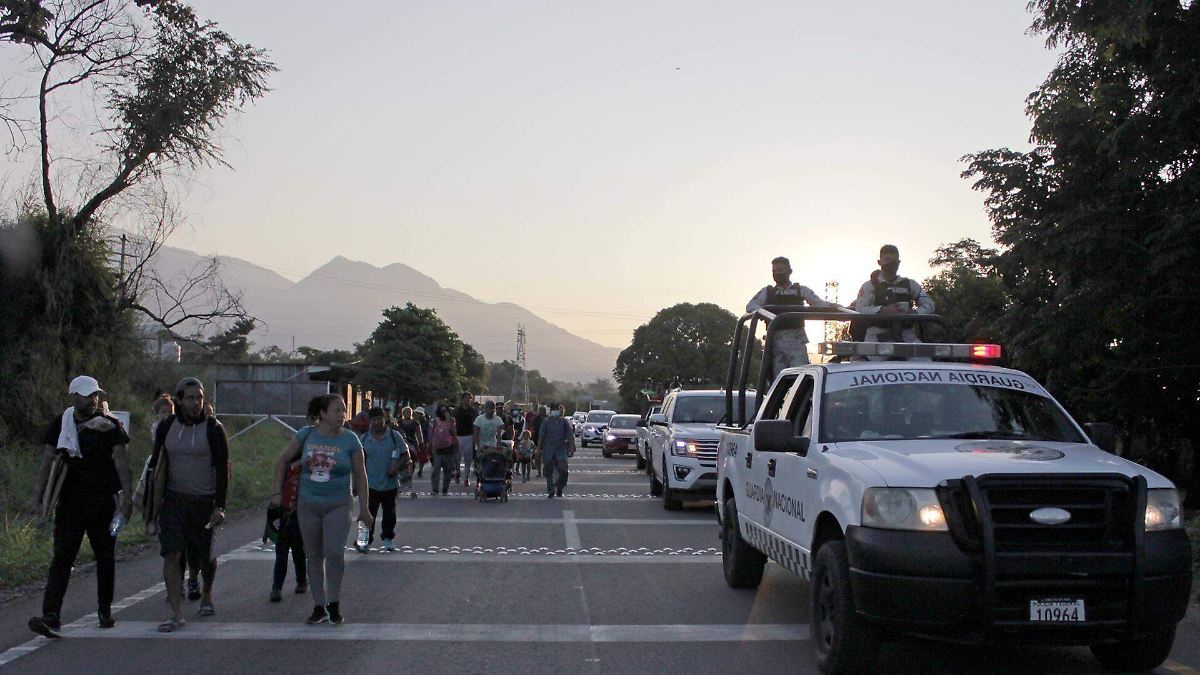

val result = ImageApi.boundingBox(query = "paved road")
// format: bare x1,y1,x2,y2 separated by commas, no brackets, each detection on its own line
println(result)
1,447,1197,674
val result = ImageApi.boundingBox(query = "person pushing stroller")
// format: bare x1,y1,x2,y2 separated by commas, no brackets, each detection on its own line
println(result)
473,402,512,501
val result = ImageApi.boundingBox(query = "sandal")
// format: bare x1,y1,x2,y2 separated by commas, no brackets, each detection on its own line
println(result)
198,601,215,617
158,618,186,633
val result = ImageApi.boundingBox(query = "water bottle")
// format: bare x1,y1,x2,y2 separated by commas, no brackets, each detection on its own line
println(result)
109,511,126,538
356,522,370,549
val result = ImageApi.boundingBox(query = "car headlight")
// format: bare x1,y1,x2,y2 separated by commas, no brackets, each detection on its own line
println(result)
605,433,616,441
671,439,699,456
1145,489,1182,531
862,488,947,531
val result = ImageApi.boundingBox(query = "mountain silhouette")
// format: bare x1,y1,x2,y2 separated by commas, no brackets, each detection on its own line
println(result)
149,245,619,383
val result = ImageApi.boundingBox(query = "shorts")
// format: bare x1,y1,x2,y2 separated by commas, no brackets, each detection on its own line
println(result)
158,489,216,562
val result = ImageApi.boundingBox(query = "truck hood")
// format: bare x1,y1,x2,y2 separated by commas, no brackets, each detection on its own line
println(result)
829,439,1174,488
671,423,721,440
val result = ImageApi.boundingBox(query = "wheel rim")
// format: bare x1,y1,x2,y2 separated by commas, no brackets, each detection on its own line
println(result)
816,566,836,650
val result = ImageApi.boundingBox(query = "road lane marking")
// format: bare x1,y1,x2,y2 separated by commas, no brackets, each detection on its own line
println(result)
0,540,261,667
58,622,808,642
563,510,582,550
390,517,713,525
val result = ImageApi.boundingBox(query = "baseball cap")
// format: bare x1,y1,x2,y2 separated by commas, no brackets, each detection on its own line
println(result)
68,375,104,397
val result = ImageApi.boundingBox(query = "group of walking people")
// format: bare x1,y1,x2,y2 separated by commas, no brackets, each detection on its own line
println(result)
29,376,580,635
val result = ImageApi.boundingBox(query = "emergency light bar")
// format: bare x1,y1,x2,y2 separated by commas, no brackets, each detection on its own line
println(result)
818,342,1003,360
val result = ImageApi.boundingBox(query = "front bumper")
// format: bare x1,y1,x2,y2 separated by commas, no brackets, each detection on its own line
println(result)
845,526,1192,644
602,436,637,453
665,456,717,496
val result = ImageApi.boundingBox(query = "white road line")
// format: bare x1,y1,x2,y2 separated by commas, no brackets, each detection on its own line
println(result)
391,517,712,525
563,510,582,550
60,622,808,642
0,541,261,667
223,552,722,564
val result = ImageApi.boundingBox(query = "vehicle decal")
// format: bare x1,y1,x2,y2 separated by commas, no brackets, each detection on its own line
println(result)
955,441,1065,461
826,369,1043,394
744,478,805,527
739,514,810,579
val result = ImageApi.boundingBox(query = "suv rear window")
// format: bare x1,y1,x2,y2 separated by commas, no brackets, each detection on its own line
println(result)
585,411,615,424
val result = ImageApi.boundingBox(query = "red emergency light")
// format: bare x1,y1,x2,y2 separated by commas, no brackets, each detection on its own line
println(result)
970,344,1002,359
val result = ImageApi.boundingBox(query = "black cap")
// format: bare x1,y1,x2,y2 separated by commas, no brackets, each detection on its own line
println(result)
367,406,386,418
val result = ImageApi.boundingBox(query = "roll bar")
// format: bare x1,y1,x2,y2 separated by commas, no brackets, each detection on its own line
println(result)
723,306,948,429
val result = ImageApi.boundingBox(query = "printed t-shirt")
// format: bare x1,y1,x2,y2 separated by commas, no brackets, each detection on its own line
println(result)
42,412,129,502
361,429,403,492
298,426,363,504
474,414,504,448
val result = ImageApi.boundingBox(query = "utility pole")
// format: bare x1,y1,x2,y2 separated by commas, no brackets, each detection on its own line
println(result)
509,324,529,403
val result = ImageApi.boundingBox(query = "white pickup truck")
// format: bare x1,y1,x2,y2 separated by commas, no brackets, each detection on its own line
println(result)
715,309,1192,674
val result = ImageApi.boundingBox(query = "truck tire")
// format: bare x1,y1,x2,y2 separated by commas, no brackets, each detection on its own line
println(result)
649,464,663,496
811,540,879,674
721,498,765,588
662,460,683,511
1089,626,1175,672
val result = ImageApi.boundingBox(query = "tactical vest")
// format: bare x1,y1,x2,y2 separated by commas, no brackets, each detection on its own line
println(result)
874,276,917,310
765,284,805,306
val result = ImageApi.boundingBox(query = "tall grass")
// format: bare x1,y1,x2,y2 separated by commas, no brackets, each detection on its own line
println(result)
0,415,290,590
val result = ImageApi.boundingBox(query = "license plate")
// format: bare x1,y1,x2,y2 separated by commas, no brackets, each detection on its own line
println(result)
1029,599,1085,622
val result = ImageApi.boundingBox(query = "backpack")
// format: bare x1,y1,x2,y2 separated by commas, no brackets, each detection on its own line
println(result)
360,429,412,480
431,420,455,451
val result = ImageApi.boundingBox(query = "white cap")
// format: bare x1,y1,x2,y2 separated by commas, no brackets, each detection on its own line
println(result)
68,375,105,397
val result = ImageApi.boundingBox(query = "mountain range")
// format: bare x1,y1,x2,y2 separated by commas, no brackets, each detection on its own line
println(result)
147,243,620,383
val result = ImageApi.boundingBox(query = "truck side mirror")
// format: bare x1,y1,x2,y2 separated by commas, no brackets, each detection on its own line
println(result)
648,414,667,427
753,419,811,455
1083,422,1117,454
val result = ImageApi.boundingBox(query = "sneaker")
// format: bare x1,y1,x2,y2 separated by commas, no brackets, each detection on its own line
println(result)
28,614,62,638
270,589,282,603
381,538,395,552
305,605,328,624
327,602,344,625
547,492,554,499
556,487,563,497
186,578,201,601
295,581,308,594
355,543,369,554
98,611,115,629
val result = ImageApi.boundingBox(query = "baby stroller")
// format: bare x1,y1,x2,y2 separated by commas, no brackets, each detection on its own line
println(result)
474,450,512,503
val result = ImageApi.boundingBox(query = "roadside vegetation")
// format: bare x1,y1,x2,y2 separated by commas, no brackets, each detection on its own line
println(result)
0,418,286,591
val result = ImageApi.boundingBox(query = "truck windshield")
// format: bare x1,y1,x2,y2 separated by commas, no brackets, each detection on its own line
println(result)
674,394,756,424
819,371,1085,443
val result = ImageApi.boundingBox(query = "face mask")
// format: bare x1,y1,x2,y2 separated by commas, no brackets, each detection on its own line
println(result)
772,273,789,286
881,261,900,277
550,410,561,417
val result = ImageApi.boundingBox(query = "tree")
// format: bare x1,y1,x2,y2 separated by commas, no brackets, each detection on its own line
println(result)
460,343,488,395
921,239,1007,343
356,304,464,404
962,0,1200,498
613,303,738,412
487,360,558,402
180,318,255,362
0,1,273,440
295,346,359,365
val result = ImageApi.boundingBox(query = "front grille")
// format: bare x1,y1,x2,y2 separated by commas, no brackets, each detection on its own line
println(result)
979,476,1135,550
694,439,719,464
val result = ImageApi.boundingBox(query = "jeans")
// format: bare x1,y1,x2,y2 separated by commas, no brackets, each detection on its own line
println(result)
456,435,474,481
43,494,117,617
430,450,454,493
272,511,306,591
367,488,397,543
543,450,569,493
297,496,352,605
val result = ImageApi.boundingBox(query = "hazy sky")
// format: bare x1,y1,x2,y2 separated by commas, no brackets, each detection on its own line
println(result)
10,1,1061,349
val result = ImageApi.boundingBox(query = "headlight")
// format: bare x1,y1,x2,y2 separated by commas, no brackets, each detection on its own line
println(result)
672,439,698,456
862,488,947,531
1145,489,1182,531
605,433,616,441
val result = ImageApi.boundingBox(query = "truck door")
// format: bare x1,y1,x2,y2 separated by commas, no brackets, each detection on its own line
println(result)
740,373,800,529
768,373,817,573
649,394,675,478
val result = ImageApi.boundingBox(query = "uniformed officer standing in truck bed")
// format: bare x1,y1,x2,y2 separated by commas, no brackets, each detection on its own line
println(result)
854,244,935,347
747,256,839,376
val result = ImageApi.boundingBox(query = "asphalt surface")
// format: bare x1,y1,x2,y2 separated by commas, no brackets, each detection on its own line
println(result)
1,446,1197,674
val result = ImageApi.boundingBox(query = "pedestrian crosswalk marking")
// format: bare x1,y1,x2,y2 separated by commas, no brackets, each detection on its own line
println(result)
56,621,810,642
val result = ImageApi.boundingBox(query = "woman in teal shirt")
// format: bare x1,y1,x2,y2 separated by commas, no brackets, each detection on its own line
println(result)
272,394,371,626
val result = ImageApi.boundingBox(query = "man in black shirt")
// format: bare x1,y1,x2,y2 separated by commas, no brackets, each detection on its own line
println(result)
29,375,133,638
453,392,477,486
